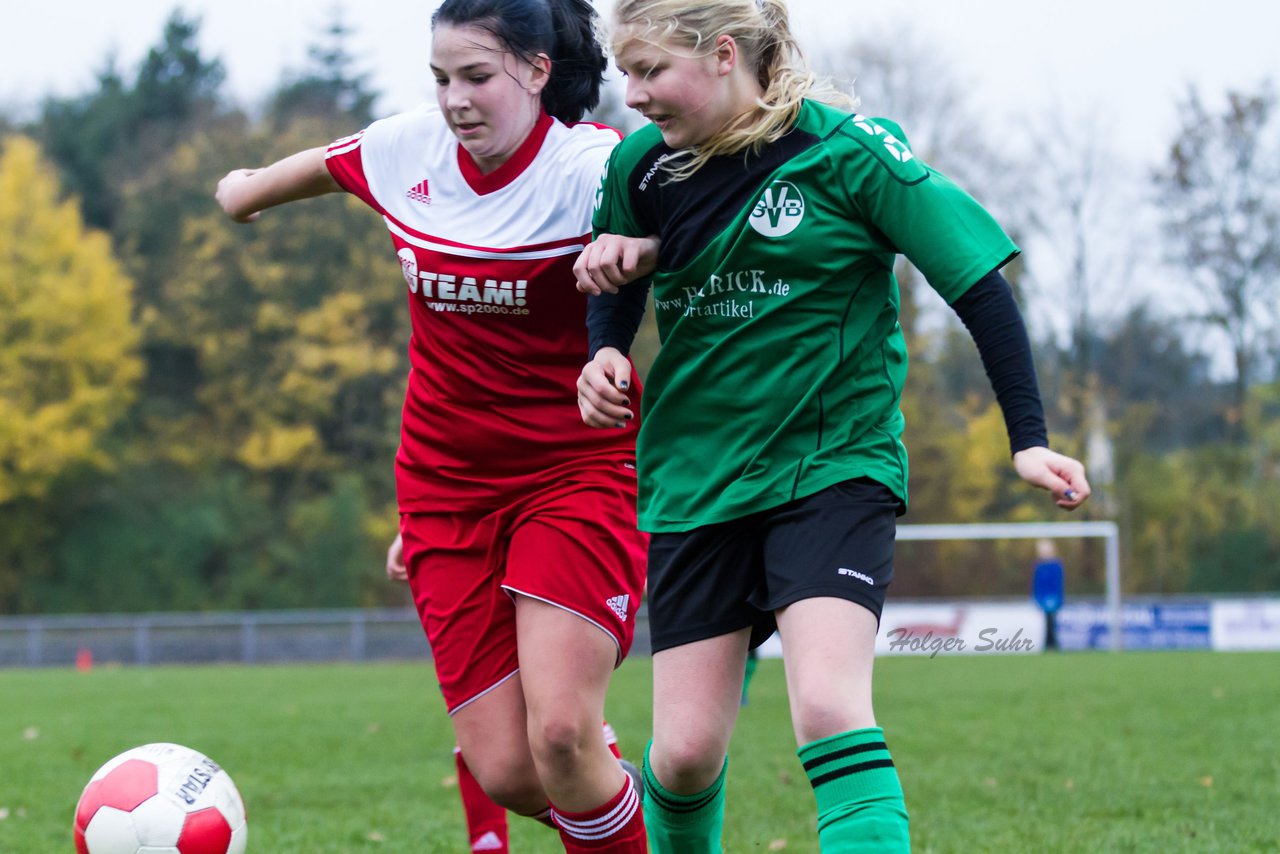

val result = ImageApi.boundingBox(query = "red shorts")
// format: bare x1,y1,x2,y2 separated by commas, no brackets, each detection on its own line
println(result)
400,463,647,714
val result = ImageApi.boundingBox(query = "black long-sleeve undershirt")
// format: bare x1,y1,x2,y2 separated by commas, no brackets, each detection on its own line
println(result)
950,268,1049,455
587,281,651,359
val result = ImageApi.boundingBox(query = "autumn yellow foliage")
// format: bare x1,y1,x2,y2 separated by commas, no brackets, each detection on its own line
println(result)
0,136,142,502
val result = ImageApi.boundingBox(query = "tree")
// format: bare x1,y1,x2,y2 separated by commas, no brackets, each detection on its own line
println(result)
1153,82,1280,441
815,24,1023,217
0,136,142,503
812,24,1031,347
268,7,378,127
35,59,133,230
142,119,405,485
34,11,225,231
132,11,226,126
1024,106,1144,420
1018,112,1163,514
1088,304,1230,451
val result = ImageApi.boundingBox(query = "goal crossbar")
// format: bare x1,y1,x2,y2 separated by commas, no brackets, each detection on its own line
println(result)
897,521,1122,651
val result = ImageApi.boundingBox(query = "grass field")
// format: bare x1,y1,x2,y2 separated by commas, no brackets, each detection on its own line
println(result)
2,651,1278,853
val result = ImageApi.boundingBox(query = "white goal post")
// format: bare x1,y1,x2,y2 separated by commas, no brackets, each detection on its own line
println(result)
896,521,1123,651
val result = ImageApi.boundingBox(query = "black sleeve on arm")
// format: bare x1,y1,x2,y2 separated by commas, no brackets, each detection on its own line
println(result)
950,268,1049,455
587,281,651,359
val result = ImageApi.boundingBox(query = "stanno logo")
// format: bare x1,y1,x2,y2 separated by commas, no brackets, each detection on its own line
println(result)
748,181,805,238
837,567,875,585
606,594,630,621
639,153,677,192
406,178,432,205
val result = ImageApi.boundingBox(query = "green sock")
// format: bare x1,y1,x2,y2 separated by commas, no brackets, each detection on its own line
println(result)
799,727,910,853
642,740,727,854
741,651,759,704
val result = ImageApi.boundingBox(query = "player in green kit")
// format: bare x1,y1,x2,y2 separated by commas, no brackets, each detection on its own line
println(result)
573,1,1092,851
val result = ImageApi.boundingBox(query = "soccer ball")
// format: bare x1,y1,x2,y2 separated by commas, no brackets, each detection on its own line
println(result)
73,743,248,854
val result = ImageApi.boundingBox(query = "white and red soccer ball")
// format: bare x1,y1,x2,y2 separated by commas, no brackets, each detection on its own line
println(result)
74,743,248,854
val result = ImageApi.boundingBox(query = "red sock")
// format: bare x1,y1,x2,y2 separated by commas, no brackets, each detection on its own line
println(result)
602,721,622,760
454,748,509,853
550,775,647,852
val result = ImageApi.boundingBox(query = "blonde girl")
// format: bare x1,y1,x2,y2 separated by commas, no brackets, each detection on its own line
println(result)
575,1,1090,850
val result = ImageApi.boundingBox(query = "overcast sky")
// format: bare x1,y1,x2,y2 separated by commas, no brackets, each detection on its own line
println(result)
5,1,1276,363
5,0,1278,168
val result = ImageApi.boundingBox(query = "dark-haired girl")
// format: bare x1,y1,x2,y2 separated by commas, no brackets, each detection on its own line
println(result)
217,2,650,849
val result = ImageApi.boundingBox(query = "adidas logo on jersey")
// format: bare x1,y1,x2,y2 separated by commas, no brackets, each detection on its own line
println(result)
606,594,630,621
472,831,504,851
406,178,432,205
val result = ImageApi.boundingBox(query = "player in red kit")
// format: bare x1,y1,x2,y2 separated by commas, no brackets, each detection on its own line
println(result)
215,1,650,850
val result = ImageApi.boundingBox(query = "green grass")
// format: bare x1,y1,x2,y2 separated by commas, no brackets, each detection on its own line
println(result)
2,652,1278,852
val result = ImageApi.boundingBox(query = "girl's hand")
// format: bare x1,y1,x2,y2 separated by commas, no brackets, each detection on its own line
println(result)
215,169,264,223
385,533,407,583
574,234,660,295
577,347,635,428
1012,447,1091,510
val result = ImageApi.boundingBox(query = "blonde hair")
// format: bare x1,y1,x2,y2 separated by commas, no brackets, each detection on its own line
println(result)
611,0,852,180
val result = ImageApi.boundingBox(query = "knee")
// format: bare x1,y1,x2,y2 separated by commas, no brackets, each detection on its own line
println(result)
652,735,726,794
483,778,543,813
527,715,593,772
790,688,873,744
469,754,545,813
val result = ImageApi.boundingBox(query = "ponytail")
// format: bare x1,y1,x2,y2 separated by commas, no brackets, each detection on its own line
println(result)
433,0,606,124
542,0,608,123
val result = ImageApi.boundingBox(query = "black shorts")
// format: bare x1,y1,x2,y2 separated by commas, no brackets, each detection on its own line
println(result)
646,478,901,654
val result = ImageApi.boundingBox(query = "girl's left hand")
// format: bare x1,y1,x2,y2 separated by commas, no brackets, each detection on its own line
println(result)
577,347,634,429
385,533,407,583
1012,447,1091,511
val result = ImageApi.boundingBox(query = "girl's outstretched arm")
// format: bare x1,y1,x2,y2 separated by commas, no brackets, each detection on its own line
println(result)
215,147,339,223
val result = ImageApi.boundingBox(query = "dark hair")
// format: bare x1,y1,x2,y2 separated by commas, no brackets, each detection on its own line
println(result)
433,0,607,123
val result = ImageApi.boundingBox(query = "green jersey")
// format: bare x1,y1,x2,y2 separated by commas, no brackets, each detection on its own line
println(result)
594,100,1019,532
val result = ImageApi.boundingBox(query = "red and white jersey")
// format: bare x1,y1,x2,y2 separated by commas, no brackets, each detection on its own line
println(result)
325,106,636,511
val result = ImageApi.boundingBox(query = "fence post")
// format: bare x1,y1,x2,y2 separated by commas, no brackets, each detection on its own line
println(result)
26,622,43,667
241,617,258,664
135,622,151,666
350,613,367,661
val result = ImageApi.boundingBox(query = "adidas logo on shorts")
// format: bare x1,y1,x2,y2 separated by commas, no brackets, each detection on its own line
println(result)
606,594,630,621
